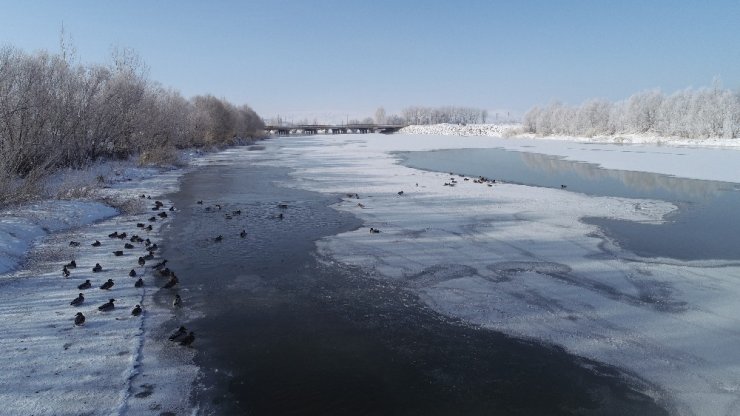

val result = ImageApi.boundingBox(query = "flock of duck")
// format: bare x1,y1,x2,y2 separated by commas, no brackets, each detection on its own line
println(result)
65,195,194,347
364,173,511,234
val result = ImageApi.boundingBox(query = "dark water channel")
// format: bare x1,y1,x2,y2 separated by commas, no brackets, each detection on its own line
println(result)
400,148,740,261
161,150,668,415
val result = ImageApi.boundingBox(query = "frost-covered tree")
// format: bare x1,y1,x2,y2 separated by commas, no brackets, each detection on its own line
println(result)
374,107,386,124
523,85,740,139
0,44,264,205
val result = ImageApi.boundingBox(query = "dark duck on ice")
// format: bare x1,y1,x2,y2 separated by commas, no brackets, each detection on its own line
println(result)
70,293,84,306
98,298,115,311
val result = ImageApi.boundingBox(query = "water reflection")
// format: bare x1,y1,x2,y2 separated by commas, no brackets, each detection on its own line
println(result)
518,152,727,200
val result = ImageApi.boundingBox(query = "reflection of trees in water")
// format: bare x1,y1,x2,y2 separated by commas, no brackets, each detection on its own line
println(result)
518,152,725,199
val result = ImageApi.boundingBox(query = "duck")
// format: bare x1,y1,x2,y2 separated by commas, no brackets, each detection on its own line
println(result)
69,241,81,247
91,240,102,247
145,225,153,231
74,312,85,326
62,265,70,278
169,206,175,212
143,253,154,261
196,200,203,205
369,227,380,234
136,223,145,228
158,212,168,218
397,191,404,195
149,244,158,251
215,204,222,210
78,279,92,290
70,293,84,306
124,243,135,249
240,229,247,238
98,298,115,311
151,205,160,211
113,250,124,256
148,216,157,222
155,200,164,207
214,235,223,242
278,203,288,209
131,305,142,316
117,232,127,239
158,268,172,277
65,260,77,268
357,203,365,208
232,210,241,215
561,184,567,189
134,278,144,288
92,263,103,273
138,256,146,266
173,294,182,307
152,259,168,270
179,331,195,346
140,194,146,199
163,274,179,289
168,326,187,341
129,269,137,277
100,279,114,290
108,231,119,238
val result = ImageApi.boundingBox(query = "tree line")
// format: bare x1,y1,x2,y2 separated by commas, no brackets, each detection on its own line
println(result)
370,106,488,125
398,106,488,125
522,84,740,139
0,45,264,203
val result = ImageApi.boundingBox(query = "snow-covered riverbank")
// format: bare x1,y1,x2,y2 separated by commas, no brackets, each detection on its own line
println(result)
0,162,199,415
265,133,740,416
401,123,740,148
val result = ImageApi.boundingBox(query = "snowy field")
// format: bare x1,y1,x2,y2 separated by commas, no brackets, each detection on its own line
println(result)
262,133,740,416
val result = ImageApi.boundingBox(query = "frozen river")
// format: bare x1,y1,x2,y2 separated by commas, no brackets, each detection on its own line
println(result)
259,133,740,416
161,145,666,415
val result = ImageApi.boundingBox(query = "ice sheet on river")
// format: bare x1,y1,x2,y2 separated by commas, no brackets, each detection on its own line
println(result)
263,134,740,416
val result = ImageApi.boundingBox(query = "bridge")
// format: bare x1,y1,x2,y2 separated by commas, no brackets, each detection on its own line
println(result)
263,124,406,136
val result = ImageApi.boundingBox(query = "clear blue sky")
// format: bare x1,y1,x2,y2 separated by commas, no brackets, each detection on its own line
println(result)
1,0,739,121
